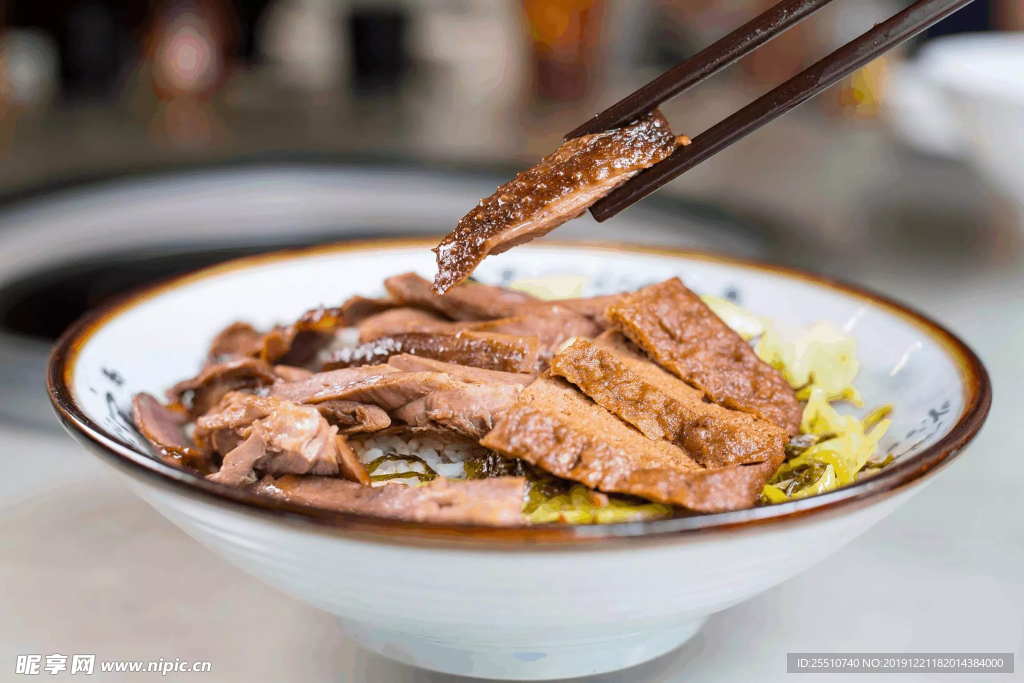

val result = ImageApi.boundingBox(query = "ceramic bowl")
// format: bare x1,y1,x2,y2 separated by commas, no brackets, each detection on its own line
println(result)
48,240,990,680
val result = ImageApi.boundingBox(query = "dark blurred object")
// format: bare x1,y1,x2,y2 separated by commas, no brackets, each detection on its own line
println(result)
5,0,146,100
522,0,604,103
348,5,409,95
0,247,267,341
926,0,991,37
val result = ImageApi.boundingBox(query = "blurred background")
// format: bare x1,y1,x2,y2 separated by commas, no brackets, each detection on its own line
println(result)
1,1,1022,681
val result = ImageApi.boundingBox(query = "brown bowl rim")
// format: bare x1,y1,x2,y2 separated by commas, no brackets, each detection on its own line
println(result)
46,239,992,550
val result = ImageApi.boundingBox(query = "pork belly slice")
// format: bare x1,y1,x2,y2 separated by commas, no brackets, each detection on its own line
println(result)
384,272,537,321
168,357,278,417
131,393,211,473
356,307,452,342
305,371,463,411
252,475,527,526
268,365,399,402
201,394,369,487
387,354,534,385
324,331,541,374
550,337,786,468
480,377,772,512
433,110,685,294
393,383,523,439
607,278,802,434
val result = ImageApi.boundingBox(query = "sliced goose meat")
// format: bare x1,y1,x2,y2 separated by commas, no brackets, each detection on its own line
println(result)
432,110,685,293
260,305,347,366
323,331,541,374
384,272,537,321
305,371,462,411
393,383,523,439
469,306,601,359
386,354,534,385
168,357,278,417
606,278,802,434
206,426,267,487
267,365,398,403
356,307,451,342
550,337,786,468
527,294,625,329
339,295,398,326
131,393,211,473
315,400,392,433
193,391,279,451
252,475,527,526
480,377,774,512
203,398,370,486
272,365,315,383
207,322,264,364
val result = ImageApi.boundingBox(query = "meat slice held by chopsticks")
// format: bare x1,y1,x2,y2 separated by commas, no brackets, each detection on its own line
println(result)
432,110,686,294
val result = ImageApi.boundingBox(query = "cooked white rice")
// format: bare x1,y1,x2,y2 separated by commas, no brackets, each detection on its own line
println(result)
350,433,488,486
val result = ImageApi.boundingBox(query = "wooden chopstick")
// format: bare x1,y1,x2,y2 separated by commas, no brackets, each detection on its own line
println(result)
585,0,976,222
566,0,838,141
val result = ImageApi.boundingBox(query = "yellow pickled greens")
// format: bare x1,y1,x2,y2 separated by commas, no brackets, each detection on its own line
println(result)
701,295,765,340
526,484,670,525
698,295,893,503
757,319,863,406
509,275,587,300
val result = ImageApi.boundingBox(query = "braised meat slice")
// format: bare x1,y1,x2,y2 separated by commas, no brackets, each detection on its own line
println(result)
315,400,392,433
339,295,397,326
469,306,601,359
550,337,786,467
384,272,537,321
131,393,210,472
386,354,534,385
260,305,348,366
305,371,462,411
356,307,451,342
253,475,527,526
207,322,264,364
202,395,369,487
168,357,278,416
433,110,685,293
525,294,625,330
607,278,802,434
206,428,268,487
324,331,541,374
271,365,315,383
480,377,773,512
393,383,523,439
268,365,398,403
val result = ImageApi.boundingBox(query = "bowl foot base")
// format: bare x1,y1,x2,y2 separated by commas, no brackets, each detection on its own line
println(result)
339,616,708,680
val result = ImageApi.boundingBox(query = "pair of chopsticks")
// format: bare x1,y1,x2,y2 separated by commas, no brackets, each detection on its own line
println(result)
571,0,976,222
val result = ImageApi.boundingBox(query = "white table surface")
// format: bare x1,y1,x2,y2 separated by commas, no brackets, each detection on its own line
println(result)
2,244,1022,683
